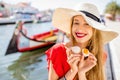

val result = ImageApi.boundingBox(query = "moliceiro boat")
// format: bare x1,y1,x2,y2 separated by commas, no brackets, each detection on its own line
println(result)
16,21,58,52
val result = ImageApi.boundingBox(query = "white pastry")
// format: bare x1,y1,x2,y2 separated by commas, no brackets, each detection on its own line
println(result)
71,46,81,53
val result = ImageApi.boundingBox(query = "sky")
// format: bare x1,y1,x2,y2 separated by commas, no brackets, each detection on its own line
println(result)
1,0,120,14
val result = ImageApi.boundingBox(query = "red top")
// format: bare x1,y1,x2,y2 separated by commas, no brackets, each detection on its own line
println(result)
45,43,70,78
45,43,107,78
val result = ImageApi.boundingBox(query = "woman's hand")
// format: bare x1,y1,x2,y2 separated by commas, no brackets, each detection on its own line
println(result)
78,53,97,74
66,48,81,73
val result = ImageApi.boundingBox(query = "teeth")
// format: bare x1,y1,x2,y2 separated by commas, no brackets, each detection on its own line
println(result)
76,33,85,36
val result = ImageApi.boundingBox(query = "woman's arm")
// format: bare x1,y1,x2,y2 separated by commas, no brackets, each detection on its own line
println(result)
78,53,97,80
49,61,78,80
78,72,87,80
48,61,59,80
63,69,77,80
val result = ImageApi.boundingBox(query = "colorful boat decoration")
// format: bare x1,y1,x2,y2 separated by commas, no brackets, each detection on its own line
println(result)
16,21,58,52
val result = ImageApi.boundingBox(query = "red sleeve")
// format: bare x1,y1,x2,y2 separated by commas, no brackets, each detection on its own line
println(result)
45,43,70,78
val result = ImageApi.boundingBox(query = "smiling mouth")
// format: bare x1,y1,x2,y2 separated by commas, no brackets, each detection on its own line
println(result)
75,32,87,38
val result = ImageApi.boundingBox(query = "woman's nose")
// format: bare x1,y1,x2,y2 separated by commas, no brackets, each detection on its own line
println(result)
78,24,84,30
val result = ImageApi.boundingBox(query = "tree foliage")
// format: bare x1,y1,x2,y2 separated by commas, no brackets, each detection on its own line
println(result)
105,1,120,14
105,1,120,20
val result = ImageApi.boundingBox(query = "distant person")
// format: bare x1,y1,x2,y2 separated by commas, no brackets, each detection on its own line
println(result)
45,3,118,80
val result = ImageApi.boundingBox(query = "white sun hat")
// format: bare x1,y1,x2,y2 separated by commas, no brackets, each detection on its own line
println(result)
52,3,118,44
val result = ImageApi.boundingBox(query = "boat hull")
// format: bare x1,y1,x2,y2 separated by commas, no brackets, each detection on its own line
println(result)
17,29,58,52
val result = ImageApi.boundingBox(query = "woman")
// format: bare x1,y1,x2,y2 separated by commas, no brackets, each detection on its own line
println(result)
45,3,118,80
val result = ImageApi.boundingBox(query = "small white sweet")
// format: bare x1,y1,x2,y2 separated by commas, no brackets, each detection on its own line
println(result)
71,46,81,53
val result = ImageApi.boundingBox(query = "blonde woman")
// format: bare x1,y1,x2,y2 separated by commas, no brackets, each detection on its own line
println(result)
45,3,118,80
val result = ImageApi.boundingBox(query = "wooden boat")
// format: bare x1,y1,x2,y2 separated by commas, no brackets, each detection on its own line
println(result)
16,21,58,52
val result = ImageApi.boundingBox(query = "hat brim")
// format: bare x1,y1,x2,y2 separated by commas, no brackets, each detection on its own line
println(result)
52,8,118,44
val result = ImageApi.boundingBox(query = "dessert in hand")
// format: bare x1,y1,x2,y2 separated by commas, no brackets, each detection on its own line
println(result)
71,46,81,54
82,48,90,57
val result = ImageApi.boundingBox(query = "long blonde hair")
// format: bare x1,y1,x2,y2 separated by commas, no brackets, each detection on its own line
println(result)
86,29,105,80
69,18,105,80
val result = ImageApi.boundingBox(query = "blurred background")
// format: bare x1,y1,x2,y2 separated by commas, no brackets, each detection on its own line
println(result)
0,0,120,80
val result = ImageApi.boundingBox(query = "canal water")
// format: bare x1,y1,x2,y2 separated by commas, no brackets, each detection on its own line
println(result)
0,22,54,80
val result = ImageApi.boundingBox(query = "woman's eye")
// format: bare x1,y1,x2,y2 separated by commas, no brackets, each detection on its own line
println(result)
85,23,89,25
73,22,79,25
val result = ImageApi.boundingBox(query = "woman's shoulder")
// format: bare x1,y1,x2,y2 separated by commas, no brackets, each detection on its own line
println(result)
45,43,66,56
47,42,72,51
47,43,65,51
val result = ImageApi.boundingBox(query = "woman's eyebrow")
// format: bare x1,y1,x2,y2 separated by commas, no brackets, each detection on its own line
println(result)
73,19,79,22
84,20,87,23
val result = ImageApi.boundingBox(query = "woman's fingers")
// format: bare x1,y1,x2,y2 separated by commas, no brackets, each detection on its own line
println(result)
88,59,97,67
88,53,97,61
80,53,84,62
68,54,80,59
66,48,72,57
67,57,80,64
85,53,97,67
67,54,81,65
74,57,81,65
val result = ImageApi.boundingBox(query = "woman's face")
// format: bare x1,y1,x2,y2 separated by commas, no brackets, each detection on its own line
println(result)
72,15,93,44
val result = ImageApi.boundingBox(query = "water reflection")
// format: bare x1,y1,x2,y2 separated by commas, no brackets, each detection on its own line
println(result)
7,45,52,80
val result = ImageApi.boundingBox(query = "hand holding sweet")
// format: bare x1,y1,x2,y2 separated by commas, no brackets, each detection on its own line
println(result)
66,48,81,73
78,52,97,74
